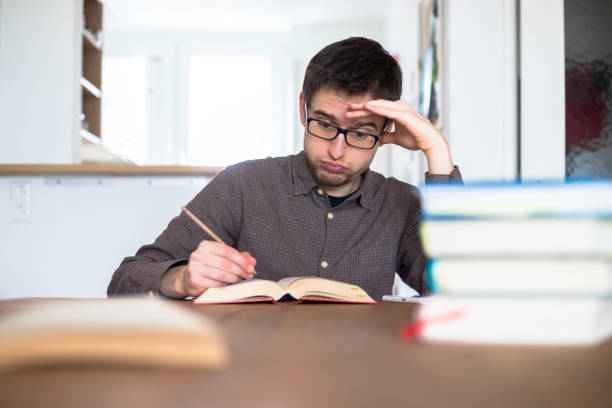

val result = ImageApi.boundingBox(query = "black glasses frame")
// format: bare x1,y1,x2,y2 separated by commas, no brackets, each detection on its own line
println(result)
305,106,388,150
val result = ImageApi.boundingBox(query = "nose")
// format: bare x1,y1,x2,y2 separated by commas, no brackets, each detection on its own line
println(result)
328,132,348,160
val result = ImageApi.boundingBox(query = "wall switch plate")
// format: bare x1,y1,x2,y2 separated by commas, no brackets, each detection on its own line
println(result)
11,182,31,221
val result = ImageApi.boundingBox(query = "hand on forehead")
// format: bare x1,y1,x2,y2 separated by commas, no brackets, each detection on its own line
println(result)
310,88,387,130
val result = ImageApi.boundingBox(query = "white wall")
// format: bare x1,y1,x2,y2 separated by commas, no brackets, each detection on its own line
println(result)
0,176,210,298
383,0,422,186
383,0,421,297
0,0,81,164
444,0,518,181
520,0,566,179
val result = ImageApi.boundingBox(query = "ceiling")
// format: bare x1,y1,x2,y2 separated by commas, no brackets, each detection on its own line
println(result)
104,0,390,31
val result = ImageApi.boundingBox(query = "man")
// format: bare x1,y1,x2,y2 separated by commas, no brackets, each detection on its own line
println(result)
107,37,461,300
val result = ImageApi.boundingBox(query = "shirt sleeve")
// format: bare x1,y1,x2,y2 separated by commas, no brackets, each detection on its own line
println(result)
424,165,463,185
106,166,243,297
397,167,464,295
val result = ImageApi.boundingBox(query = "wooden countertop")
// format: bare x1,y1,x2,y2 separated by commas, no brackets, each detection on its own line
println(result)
1,298,611,408
0,164,222,176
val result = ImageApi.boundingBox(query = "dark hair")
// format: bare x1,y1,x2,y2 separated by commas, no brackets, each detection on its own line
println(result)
302,37,402,108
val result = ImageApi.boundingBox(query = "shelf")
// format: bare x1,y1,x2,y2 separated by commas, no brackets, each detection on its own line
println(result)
82,28,103,51
81,143,133,164
0,164,222,176
80,128,101,145
80,77,101,98
80,0,104,158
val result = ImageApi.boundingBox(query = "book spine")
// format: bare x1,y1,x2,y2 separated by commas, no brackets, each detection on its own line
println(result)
426,259,440,294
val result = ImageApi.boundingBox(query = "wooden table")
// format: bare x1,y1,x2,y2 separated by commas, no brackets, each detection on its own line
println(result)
1,298,611,408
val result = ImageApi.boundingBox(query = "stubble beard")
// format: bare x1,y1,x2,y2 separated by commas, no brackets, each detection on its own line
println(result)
304,151,352,189
314,167,348,188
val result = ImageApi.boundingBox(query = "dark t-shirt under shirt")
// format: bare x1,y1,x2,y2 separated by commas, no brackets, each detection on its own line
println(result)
329,194,351,208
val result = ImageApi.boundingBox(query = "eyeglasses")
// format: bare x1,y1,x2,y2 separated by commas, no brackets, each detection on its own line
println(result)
305,106,386,150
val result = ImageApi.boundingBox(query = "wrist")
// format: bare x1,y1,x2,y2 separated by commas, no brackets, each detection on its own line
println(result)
424,139,454,175
161,265,188,298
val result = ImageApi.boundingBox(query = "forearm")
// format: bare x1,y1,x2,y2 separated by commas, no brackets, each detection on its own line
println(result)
107,257,187,296
423,138,454,175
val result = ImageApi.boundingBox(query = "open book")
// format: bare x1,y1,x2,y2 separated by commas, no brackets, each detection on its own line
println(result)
193,277,377,304
0,298,229,370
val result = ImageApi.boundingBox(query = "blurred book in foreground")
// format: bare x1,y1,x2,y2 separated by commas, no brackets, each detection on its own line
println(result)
427,258,612,296
416,180,612,345
422,218,612,257
412,296,612,346
420,179,612,219
0,298,229,370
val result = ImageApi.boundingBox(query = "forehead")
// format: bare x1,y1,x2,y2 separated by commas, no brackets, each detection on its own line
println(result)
308,87,385,129
309,87,373,111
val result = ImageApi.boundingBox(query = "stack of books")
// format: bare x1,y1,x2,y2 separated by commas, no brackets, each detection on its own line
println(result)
413,180,612,345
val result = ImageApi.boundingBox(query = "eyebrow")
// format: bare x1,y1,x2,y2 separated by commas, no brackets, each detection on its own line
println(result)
354,121,379,131
312,109,337,122
312,109,380,132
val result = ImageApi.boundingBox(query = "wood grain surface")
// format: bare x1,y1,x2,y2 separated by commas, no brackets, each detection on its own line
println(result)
1,298,611,408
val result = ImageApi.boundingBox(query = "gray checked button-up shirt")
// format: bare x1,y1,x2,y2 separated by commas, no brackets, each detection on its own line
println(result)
107,152,462,300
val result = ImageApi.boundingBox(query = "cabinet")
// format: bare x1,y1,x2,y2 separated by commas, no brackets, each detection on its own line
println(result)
0,0,113,163
0,0,82,163
80,0,104,144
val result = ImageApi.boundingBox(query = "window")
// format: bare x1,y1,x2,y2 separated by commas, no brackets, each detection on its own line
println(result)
187,55,273,166
101,56,148,164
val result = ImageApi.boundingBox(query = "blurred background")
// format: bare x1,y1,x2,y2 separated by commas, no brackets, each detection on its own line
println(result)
0,0,610,298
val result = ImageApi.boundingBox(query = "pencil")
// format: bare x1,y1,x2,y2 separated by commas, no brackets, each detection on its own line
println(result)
181,206,257,276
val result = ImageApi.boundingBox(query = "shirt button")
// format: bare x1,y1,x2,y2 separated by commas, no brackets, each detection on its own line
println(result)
327,212,334,220
317,189,324,196
321,261,328,268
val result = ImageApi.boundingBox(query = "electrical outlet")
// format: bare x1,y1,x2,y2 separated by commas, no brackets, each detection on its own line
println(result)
11,183,31,222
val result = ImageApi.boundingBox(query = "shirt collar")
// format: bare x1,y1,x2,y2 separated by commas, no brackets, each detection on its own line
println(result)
292,151,318,195
354,168,377,211
291,151,378,211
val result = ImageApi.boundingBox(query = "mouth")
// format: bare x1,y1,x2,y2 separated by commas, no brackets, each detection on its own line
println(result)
320,161,347,174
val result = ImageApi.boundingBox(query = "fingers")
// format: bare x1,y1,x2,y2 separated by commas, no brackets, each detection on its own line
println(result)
379,131,418,150
181,241,259,295
198,241,256,275
241,251,257,266
188,258,245,284
347,100,419,122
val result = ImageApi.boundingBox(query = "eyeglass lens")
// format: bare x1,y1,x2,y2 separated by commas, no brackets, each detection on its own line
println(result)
308,120,377,149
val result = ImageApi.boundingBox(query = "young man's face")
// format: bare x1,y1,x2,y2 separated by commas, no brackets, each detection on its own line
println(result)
300,87,387,197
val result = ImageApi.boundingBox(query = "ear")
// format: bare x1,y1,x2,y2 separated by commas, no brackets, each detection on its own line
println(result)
382,118,391,132
299,92,306,127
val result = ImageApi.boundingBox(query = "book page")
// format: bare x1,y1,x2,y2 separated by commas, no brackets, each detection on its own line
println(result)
194,279,285,303
286,277,375,302
277,276,315,289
